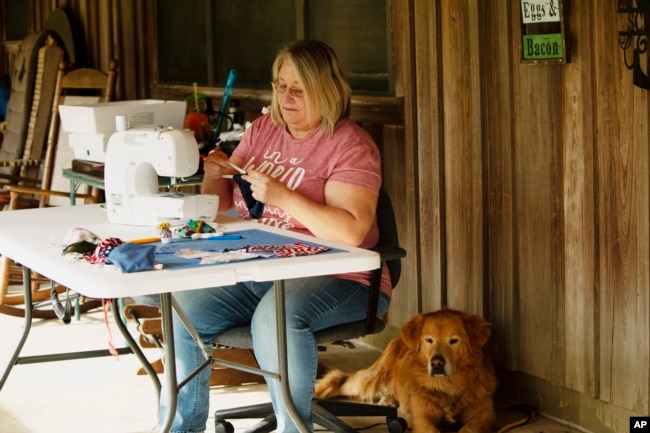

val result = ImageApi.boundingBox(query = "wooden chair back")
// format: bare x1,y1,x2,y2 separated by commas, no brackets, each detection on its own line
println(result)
60,59,119,102
40,59,119,203
0,33,63,193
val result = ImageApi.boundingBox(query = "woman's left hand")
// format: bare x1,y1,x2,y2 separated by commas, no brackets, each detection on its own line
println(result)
242,170,290,207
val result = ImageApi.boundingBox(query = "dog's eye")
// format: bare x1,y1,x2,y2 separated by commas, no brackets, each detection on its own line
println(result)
449,337,459,345
424,337,434,344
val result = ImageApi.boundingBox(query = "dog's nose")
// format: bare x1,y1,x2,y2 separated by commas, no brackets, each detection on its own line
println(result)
430,355,447,375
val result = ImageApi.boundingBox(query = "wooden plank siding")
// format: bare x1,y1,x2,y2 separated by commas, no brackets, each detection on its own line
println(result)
593,1,650,414
439,0,486,315
22,1,650,431
561,0,597,399
481,1,518,371
514,17,566,384
369,0,421,338
411,0,445,315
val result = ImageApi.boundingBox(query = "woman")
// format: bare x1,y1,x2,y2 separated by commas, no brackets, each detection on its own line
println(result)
160,39,392,433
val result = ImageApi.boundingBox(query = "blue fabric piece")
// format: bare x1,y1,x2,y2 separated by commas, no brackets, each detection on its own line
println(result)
106,243,157,273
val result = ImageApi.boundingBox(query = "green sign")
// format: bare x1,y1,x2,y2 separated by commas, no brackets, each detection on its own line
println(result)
522,33,563,60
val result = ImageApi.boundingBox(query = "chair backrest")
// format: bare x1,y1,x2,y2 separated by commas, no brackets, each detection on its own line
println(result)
0,32,63,182
0,55,118,197
375,186,403,288
39,59,119,205
59,59,119,103
362,186,406,335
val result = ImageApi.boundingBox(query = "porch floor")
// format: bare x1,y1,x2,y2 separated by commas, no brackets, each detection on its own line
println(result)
0,306,589,433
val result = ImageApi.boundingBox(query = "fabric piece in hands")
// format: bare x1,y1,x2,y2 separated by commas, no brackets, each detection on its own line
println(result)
234,173,265,219
106,243,157,273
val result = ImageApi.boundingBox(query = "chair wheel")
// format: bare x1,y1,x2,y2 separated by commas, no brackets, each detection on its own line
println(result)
387,416,407,433
214,419,234,433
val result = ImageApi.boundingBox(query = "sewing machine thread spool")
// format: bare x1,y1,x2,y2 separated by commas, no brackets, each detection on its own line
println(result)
115,115,128,131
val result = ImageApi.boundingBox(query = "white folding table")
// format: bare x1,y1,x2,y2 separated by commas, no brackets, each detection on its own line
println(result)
0,204,379,433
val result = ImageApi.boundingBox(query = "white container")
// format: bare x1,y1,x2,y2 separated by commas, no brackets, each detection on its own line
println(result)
59,99,186,163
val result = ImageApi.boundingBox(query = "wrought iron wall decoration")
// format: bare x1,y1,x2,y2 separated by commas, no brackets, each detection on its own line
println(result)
618,0,650,89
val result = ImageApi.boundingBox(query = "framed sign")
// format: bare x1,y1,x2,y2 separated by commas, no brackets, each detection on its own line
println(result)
519,0,569,64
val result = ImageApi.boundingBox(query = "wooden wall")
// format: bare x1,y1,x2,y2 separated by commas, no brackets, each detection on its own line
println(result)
419,1,649,431
24,0,154,100
22,1,650,432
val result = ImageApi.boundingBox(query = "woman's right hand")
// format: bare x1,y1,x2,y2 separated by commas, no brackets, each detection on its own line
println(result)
200,148,238,204
202,148,230,180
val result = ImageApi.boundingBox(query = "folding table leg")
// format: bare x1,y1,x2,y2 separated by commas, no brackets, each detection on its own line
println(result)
0,267,34,391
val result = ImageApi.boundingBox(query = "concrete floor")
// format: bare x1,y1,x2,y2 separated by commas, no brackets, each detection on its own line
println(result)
0,306,590,433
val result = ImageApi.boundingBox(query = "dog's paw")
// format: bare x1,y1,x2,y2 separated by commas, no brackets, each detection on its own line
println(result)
375,389,399,407
314,368,349,398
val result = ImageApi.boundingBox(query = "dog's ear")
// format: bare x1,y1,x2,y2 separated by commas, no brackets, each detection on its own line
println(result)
462,314,492,357
400,313,425,353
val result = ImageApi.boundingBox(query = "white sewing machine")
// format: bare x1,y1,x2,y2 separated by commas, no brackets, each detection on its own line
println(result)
104,126,218,226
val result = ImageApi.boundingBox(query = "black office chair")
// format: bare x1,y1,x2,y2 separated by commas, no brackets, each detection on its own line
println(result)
213,187,407,433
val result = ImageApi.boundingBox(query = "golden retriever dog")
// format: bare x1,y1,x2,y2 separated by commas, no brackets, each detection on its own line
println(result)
315,308,497,433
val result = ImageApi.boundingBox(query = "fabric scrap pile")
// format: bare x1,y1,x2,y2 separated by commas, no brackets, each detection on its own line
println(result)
61,226,158,273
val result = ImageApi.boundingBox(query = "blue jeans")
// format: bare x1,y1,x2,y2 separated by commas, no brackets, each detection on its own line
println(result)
158,275,390,433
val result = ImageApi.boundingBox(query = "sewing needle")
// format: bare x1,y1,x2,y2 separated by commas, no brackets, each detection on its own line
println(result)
228,161,247,175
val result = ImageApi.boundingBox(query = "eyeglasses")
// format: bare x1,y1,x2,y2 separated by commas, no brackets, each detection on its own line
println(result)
271,81,304,98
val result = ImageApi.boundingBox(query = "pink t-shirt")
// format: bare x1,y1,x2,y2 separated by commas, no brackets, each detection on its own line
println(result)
231,113,391,297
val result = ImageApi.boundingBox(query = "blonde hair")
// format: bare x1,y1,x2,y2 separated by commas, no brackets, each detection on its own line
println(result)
270,40,351,136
